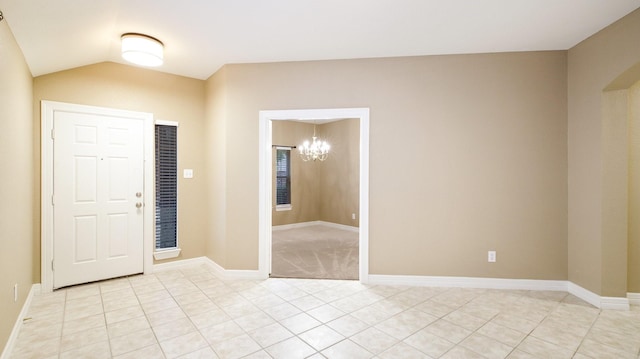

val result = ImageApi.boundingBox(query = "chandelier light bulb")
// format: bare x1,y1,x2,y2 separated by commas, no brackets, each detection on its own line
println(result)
299,126,330,162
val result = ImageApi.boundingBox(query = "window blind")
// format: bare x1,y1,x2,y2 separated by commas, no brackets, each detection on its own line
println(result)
276,149,291,205
155,125,177,249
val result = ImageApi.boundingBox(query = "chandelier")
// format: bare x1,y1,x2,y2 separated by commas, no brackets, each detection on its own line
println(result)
299,125,330,161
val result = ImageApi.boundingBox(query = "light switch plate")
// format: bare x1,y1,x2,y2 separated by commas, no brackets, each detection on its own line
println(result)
183,169,193,179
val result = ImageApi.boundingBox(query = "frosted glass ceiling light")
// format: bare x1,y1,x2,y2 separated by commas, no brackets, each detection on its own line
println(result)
121,33,164,67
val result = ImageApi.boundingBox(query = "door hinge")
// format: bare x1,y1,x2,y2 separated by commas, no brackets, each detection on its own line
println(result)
51,260,54,271
51,194,54,206
51,129,55,140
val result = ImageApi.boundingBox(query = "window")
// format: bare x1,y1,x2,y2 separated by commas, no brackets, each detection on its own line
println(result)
276,148,291,210
155,123,178,256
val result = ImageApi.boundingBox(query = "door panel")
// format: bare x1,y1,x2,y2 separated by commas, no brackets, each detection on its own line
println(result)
53,110,144,288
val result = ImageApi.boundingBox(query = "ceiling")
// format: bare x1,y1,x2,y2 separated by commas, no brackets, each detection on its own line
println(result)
1,0,639,80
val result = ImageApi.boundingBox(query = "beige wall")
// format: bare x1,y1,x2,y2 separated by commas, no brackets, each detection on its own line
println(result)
0,21,34,352
33,62,207,273
318,119,360,227
628,82,640,292
272,119,359,227
204,66,228,267
206,51,569,279
568,9,640,296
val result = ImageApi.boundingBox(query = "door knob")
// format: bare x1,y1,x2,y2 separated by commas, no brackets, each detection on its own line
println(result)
136,202,143,208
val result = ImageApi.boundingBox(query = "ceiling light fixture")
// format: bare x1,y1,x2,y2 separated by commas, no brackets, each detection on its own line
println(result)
299,125,330,162
121,33,164,67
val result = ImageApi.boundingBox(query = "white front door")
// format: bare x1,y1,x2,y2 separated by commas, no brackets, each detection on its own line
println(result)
53,109,145,288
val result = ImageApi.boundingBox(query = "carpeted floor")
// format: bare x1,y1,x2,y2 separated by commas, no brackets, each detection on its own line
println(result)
271,224,359,280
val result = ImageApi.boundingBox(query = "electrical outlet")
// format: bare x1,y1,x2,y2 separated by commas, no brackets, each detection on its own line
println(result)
352,213,356,220
13,284,17,302
488,251,496,263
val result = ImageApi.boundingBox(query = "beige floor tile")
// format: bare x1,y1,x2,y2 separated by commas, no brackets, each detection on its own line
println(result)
326,315,370,337
189,308,232,330
59,340,111,359
300,325,346,351
307,304,346,323
160,331,209,359
146,306,186,327
113,344,165,359
141,297,180,314
105,305,145,325
491,313,539,333
280,312,322,334
404,330,456,358
11,336,61,359
260,302,302,321
180,298,219,317
246,293,287,310
289,295,328,311
505,349,537,358
586,325,640,354
440,346,486,359
377,342,433,359
265,336,316,359
577,337,637,359
530,323,584,351
234,311,276,332
110,328,157,356
152,317,196,342
18,321,63,342
136,289,173,305
65,284,101,300
220,301,261,318
248,322,294,347
64,302,104,322
375,309,437,340
103,295,140,312
442,310,488,332
210,333,261,359
177,346,219,358
107,315,150,338
173,291,209,306
422,319,472,344
60,325,109,352
477,321,526,347
349,327,397,354
100,278,132,294
460,332,514,359
516,336,574,359
413,299,459,318
321,339,373,359
242,350,273,359
61,315,103,339
199,320,245,345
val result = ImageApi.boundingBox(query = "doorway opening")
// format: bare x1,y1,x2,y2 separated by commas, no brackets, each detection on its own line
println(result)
271,119,359,280
258,108,370,283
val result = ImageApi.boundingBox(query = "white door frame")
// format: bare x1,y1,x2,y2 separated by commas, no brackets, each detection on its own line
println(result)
41,101,155,292
258,108,370,283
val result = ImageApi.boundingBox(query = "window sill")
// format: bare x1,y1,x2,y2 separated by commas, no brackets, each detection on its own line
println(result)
275,205,292,211
154,248,181,260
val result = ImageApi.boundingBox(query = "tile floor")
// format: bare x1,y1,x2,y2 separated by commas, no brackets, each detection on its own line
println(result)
8,264,640,359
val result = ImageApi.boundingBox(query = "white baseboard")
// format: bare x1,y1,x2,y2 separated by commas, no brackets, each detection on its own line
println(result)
272,220,359,233
152,256,209,272
368,274,567,292
1,284,41,359
203,258,264,280
568,282,630,310
155,257,633,310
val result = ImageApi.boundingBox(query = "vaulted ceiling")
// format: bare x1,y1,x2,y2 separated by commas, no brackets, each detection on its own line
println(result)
1,0,638,80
